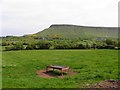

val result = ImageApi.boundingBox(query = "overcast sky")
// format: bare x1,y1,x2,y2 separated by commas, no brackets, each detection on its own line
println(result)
0,0,119,36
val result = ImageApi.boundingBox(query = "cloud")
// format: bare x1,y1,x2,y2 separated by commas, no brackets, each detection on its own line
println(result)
1,0,119,36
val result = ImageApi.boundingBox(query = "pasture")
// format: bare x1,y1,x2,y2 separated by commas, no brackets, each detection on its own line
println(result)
2,50,118,88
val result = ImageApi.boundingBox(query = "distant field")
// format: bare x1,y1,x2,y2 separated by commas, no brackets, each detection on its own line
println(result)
2,50,118,88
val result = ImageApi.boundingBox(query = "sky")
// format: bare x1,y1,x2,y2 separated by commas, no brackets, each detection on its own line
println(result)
0,0,119,36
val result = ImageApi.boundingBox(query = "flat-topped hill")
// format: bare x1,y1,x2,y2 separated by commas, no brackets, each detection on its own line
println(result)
35,24,118,39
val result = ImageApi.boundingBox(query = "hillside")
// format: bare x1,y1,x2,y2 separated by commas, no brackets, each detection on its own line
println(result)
1,24,119,50
1,24,118,45
35,24,118,39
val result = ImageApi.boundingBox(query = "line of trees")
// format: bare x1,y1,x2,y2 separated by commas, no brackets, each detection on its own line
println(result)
4,39,120,51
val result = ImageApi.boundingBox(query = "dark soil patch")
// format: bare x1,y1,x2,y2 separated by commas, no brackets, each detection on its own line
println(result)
36,69,77,78
88,80,119,88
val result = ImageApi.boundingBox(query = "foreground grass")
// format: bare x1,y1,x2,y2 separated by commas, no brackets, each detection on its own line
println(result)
2,49,118,88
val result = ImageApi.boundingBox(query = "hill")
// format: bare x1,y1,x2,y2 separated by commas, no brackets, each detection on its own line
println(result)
1,24,119,50
35,24,118,39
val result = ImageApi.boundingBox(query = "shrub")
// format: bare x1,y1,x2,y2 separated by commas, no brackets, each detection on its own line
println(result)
13,43,24,50
5,43,24,51
49,46,55,50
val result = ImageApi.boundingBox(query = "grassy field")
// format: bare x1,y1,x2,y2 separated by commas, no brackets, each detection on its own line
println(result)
2,49,118,88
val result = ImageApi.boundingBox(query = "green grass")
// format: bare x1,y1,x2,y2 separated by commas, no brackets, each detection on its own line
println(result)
2,49,118,88
36,24,118,39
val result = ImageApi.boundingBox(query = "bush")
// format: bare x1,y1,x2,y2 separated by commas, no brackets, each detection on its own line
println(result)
26,44,34,50
5,43,24,51
2,42,10,46
14,43,24,50
4,39,119,50
37,42,51,49
49,46,55,50
105,39,116,46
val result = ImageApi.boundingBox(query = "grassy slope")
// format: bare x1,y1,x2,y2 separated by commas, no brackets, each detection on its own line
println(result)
2,50,118,88
1,25,118,42
36,25,118,39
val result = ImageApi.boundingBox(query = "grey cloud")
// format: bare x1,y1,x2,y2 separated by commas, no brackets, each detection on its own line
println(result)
1,0,119,36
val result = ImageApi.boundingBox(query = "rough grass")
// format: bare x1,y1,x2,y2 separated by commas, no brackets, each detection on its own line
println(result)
36,25,118,39
2,50,118,88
